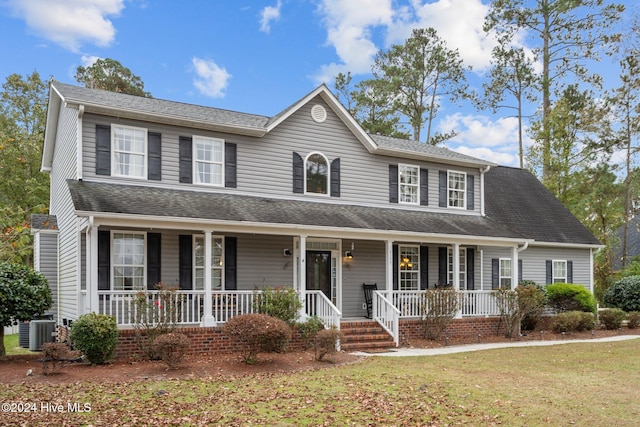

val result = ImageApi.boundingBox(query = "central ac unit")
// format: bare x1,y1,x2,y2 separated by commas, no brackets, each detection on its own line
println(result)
29,320,56,351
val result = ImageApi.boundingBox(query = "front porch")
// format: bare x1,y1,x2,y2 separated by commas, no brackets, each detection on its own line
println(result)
89,288,503,348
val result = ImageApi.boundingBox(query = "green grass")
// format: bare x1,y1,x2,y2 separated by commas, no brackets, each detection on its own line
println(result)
1,338,640,425
2,333,34,356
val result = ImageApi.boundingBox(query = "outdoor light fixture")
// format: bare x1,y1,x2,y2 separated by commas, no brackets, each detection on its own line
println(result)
283,249,292,257
344,250,353,259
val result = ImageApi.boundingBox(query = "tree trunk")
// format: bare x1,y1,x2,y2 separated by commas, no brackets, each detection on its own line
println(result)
541,0,552,183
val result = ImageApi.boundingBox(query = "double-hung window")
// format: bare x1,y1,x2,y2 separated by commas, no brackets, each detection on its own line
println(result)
399,245,420,290
399,164,419,204
499,258,512,289
552,260,567,283
193,236,224,291
194,136,224,186
448,247,466,288
112,232,145,290
448,171,466,208
112,125,147,178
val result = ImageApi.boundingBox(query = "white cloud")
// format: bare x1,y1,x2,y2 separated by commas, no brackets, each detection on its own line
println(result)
260,0,282,33
313,0,394,83
440,113,532,167
191,57,231,98
6,0,124,52
80,55,101,67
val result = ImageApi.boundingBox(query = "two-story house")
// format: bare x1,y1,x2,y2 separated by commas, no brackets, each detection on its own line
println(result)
33,81,601,350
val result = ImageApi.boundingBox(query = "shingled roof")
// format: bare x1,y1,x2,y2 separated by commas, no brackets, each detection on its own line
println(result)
67,180,521,241
484,166,600,246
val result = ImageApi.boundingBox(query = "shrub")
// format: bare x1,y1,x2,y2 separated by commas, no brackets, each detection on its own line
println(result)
40,342,72,375
314,328,343,361
297,316,324,348
518,282,547,331
598,308,627,330
253,287,302,325
546,283,597,313
131,282,181,360
551,311,595,333
494,288,520,338
153,333,190,369
603,276,640,312
627,311,640,329
223,313,292,364
70,313,118,365
421,289,459,340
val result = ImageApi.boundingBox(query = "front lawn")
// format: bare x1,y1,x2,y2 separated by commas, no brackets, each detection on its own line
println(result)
1,338,639,425
2,334,33,356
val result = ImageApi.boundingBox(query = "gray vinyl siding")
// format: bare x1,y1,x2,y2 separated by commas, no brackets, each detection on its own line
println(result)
341,240,387,317
49,106,79,322
480,246,593,290
34,232,59,321
80,97,481,214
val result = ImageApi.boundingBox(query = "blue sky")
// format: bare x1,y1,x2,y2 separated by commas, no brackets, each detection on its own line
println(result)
0,0,636,167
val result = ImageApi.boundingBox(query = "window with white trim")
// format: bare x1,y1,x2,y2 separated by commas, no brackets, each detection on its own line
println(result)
112,232,145,290
399,245,420,290
194,235,224,291
399,164,419,204
305,152,329,194
553,260,567,283
112,125,147,178
194,136,224,186
448,171,466,208
448,247,466,288
499,258,512,289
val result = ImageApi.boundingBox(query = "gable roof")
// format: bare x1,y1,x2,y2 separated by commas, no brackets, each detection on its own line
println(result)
43,81,493,171
67,180,524,245
484,166,601,246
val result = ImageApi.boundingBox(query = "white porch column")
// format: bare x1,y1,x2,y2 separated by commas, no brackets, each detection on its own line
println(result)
511,245,519,290
385,240,393,299
299,235,307,319
88,223,99,314
201,230,216,326
453,243,461,291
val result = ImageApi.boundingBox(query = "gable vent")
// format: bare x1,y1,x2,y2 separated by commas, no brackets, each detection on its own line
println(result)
311,104,327,123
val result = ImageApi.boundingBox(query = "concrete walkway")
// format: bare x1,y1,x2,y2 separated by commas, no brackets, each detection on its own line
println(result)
351,335,640,357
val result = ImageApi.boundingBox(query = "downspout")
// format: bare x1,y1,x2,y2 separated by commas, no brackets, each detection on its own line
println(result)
479,165,491,217
77,105,84,180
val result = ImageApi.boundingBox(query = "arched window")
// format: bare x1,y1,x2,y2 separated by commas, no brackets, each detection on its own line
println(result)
305,153,329,194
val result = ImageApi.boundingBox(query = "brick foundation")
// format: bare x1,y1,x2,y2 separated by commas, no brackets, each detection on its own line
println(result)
399,317,505,343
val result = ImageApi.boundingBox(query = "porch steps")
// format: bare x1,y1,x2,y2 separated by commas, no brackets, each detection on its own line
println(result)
340,320,396,351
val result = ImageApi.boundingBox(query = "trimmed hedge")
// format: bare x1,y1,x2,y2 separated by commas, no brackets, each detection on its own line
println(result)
70,313,118,365
598,308,626,330
223,313,292,363
551,311,595,333
546,283,597,314
603,276,640,312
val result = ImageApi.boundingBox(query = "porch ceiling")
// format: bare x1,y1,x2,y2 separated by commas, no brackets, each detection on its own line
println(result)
68,180,523,241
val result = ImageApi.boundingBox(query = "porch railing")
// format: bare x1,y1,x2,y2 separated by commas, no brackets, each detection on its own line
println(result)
97,289,342,328
305,290,342,330
390,290,501,318
372,290,400,347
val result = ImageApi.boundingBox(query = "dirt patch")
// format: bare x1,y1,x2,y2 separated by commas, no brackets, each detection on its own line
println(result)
2,329,638,385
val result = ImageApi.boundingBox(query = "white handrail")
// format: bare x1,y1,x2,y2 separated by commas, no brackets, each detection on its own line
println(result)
373,290,400,347
305,290,342,330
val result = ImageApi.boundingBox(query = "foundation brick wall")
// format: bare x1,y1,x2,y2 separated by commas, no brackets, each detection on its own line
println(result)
399,317,505,342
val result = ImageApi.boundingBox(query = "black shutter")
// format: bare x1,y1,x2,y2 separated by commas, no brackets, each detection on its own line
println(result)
147,233,161,290
392,244,398,290
96,125,111,176
148,132,162,181
438,171,447,207
225,142,237,188
466,248,475,290
98,230,110,290
491,258,499,289
420,246,428,289
330,158,341,197
546,260,552,284
438,247,448,286
179,235,192,290
179,136,193,184
420,168,429,206
225,236,237,290
518,259,523,282
467,174,474,210
293,152,304,193
389,165,398,203
567,261,573,283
